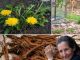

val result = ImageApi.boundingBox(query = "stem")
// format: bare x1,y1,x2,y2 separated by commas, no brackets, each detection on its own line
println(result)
34,1,44,15
26,5,34,13
22,5,35,16
54,0,56,20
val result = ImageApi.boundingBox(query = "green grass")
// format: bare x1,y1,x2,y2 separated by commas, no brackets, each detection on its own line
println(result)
52,29,64,34
66,28,75,33
66,12,80,24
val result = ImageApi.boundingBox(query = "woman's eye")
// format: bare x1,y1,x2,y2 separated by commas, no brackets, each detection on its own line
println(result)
59,50,62,53
64,48,69,51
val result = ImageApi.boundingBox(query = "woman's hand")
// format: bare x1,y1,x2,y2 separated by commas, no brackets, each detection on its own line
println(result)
44,44,56,60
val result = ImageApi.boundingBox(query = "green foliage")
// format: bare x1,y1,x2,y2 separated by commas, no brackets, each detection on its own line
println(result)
66,13,80,24
0,1,50,34
52,29,64,34
66,28,75,33
56,0,63,7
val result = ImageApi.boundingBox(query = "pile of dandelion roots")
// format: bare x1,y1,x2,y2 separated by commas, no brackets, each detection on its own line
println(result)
4,35,62,60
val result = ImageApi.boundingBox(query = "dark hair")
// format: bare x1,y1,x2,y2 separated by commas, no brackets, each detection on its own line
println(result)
56,36,80,55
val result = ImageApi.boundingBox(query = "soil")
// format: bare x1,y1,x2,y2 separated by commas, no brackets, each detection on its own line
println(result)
52,19,80,34
51,1,80,34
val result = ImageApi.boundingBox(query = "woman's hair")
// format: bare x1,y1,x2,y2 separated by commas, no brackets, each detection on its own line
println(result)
56,36,80,55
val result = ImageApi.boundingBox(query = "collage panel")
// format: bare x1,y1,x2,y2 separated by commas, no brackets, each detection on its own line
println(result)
0,34,80,60
51,0,80,34
0,0,51,34
0,0,80,60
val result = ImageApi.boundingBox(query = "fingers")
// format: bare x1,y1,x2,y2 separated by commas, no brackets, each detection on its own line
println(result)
44,44,53,54
44,44,57,56
44,44,55,60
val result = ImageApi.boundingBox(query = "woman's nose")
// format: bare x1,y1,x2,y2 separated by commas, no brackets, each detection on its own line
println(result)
62,51,66,58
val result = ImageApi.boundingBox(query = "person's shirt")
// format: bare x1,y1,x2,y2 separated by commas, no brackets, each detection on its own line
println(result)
71,54,80,60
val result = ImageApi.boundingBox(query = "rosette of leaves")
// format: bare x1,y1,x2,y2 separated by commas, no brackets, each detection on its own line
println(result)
0,1,50,34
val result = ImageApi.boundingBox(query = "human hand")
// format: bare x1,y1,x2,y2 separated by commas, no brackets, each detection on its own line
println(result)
44,44,56,60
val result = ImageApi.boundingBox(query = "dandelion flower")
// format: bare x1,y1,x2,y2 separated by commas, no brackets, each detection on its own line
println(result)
26,17,38,25
5,18,19,26
1,10,12,16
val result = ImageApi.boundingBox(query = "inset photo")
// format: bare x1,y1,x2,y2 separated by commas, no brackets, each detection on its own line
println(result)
0,0,51,34
0,34,80,60
51,0,80,34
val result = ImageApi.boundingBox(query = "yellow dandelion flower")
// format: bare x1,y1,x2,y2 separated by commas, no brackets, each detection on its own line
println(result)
26,17,38,25
0,10,12,16
5,18,19,26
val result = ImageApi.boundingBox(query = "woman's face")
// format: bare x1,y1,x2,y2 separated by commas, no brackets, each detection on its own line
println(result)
57,42,74,60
